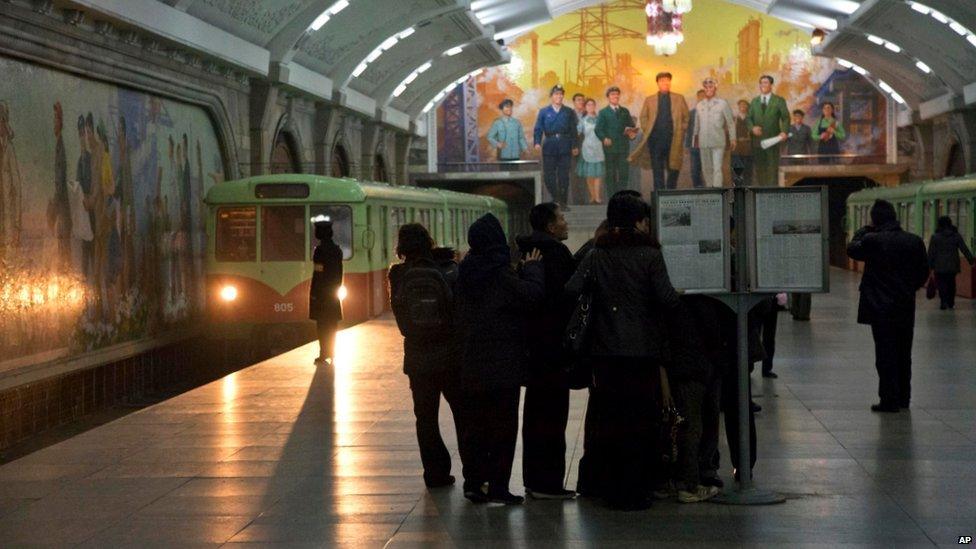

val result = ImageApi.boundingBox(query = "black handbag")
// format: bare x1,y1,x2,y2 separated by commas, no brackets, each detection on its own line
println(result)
563,270,595,389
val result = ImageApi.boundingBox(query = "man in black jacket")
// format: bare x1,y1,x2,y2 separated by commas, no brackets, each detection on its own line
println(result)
516,202,577,500
847,199,929,412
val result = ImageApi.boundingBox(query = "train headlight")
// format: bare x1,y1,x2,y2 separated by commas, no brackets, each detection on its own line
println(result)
337,285,348,301
219,285,238,302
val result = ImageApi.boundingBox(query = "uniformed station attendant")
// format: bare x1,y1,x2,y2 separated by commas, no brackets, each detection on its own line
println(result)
309,215,344,366
533,85,579,208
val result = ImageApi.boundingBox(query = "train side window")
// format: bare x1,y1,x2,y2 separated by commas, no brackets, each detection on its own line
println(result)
215,206,257,262
948,199,960,226
381,206,389,261
262,205,306,262
309,205,354,260
906,203,915,233
958,199,970,240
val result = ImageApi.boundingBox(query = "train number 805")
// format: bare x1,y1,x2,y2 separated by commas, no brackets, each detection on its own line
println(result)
273,303,295,313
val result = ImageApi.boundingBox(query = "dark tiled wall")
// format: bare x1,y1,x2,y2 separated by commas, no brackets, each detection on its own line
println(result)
0,341,209,450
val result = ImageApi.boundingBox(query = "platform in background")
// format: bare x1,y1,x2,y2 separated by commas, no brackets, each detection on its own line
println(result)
0,269,972,546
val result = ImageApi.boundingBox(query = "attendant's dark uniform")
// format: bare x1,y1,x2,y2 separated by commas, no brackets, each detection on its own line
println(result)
533,92,578,206
309,220,343,363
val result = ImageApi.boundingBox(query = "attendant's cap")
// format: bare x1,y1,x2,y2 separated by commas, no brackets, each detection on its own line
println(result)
549,84,565,95
605,86,621,96
702,77,717,86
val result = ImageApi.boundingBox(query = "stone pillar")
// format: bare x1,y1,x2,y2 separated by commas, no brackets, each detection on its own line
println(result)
249,78,279,176
395,133,413,186
361,121,381,181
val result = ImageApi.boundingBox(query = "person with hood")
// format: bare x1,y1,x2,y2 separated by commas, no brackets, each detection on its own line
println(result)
566,194,681,510
309,216,343,366
928,215,975,310
516,202,577,500
389,223,466,489
457,213,544,504
847,200,929,412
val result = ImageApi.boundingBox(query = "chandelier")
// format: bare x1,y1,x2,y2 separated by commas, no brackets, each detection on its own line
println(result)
646,0,685,56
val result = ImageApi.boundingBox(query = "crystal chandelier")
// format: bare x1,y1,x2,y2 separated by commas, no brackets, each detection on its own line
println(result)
646,0,684,56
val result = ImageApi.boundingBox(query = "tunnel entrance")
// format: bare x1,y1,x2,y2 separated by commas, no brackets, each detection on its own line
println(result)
792,177,877,267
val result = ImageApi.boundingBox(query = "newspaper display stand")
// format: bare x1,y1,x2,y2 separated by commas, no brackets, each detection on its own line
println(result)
654,186,828,505
653,189,732,294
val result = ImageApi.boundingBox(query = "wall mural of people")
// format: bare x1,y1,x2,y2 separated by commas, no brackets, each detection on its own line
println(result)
444,0,886,192
0,55,224,365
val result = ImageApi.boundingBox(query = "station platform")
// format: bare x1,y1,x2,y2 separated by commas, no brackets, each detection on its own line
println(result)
0,269,973,547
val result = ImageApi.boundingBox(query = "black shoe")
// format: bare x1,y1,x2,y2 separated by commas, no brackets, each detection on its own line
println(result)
762,371,778,379
424,474,455,488
526,487,576,500
701,476,724,489
463,482,488,503
871,403,900,413
486,490,524,505
750,401,762,413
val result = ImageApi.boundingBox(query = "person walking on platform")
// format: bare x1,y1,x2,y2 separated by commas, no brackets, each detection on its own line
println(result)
595,86,636,198
534,85,579,208
731,100,753,187
760,293,787,378
576,99,606,205
746,75,789,187
389,224,466,489
309,216,343,366
813,102,846,165
566,193,680,510
686,89,706,188
693,78,736,188
928,215,975,310
847,200,929,412
457,213,544,504
516,203,577,500
487,99,529,162
784,109,813,164
630,72,689,191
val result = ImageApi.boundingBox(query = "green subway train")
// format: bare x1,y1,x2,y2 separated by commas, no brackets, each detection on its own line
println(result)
204,175,508,340
847,175,976,297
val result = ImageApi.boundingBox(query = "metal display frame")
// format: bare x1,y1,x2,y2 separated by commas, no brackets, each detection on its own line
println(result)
745,186,830,294
653,189,733,294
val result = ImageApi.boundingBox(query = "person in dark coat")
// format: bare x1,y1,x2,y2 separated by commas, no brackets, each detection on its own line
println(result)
566,194,680,510
457,213,544,504
515,202,577,500
847,199,929,412
309,216,343,366
389,223,466,489
664,295,722,503
928,215,975,310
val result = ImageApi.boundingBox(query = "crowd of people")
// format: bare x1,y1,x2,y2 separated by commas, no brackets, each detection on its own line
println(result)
487,74,850,204
300,189,976,510
343,194,776,510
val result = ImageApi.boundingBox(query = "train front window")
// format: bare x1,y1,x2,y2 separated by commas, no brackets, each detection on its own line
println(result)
215,206,257,262
310,205,353,260
262,206,306,262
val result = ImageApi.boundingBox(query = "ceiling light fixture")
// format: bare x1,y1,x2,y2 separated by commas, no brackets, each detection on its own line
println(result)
309,0,349,31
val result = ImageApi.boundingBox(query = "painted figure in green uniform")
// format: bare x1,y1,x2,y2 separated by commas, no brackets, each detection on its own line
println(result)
595,86,637,197
746,75,789,187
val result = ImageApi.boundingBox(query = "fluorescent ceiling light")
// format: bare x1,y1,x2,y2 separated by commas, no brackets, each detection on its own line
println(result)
915,60,931,73
352,25,416,79
836,58,853,68
309,0,350,31
883,42,901,53
832,1,860,15
949,22,967,36
852,64,868,75
908,2,929,15
929,9,948,24
445,46,464,56
866,34,884,45
968,34,976,48
393,61,434,97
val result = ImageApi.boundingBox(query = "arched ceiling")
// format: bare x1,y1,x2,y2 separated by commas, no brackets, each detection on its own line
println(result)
64,0,976,135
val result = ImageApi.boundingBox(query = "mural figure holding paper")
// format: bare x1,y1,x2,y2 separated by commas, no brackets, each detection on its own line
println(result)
746,75,789,187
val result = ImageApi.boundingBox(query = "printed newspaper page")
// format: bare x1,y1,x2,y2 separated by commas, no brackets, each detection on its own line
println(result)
657,192,728,292
754,191,824,290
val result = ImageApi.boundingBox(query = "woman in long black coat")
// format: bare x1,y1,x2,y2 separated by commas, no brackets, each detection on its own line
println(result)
928,215,975,310
456,213,544,505
309,218,343,365
566,194,681,510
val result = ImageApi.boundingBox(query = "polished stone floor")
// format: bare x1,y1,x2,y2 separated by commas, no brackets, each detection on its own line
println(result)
0,269,974,547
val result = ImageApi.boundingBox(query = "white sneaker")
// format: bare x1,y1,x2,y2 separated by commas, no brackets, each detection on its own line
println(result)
677,485,720,503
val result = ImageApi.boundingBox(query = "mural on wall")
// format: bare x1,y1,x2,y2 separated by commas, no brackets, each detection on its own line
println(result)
438,0,886,176
0,56,225,365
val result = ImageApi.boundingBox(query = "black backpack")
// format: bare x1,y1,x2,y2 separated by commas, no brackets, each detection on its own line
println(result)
392,264,454,339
